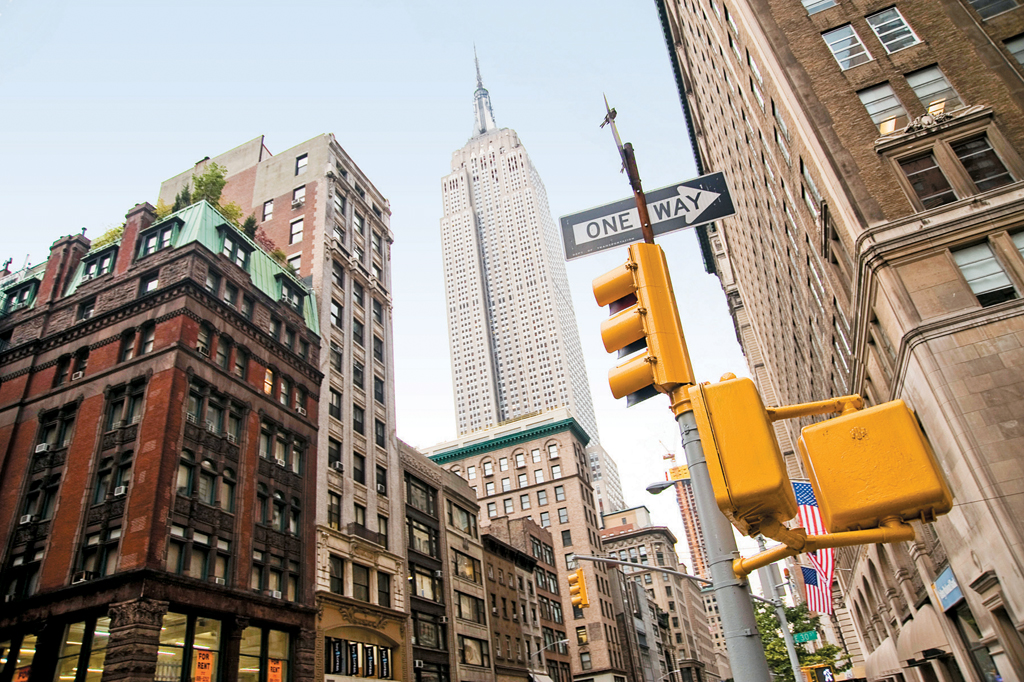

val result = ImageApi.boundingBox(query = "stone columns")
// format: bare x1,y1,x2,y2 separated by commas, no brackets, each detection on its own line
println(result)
102,598,168,682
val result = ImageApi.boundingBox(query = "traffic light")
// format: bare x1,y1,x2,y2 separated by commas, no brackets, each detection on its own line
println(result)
798,400,952,533
688,375,798,536
567,568,590,609
593,242,693,405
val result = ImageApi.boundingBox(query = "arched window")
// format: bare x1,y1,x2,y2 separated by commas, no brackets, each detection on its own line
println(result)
263,368,275,396
215,336,231,370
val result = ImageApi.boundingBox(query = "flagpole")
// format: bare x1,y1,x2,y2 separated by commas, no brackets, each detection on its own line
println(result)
757,535,804,682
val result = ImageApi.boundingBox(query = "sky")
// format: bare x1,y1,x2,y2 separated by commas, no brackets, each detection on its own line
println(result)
0,0,755,571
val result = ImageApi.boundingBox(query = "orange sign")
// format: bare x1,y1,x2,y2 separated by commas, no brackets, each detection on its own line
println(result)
194,650,214,682
268,658,283,682
668,465,691,481
14,668,30,682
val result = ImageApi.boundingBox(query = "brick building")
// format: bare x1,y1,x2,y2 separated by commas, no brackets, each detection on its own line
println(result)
0,200,321,682
422,407,631,682
657,0,1024,679
160,135,407,679
601,507,718,682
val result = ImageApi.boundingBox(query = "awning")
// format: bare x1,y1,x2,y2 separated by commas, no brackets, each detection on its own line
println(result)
529,675,556,682
898,604,953,666
865,637,902,680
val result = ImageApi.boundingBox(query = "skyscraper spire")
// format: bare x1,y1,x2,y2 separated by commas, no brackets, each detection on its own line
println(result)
471,49,497,137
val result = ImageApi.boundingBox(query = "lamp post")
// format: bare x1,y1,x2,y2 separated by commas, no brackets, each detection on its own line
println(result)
530,638,569,669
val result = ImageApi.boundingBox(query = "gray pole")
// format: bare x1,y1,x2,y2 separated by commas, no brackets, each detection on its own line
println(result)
756,535,804,682
677,409,772,681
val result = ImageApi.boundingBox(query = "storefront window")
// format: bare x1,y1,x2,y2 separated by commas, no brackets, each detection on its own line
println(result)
7,633,37,682
157,612,221,682
324,637,394,679
237,626,290,682
954,603,1000,682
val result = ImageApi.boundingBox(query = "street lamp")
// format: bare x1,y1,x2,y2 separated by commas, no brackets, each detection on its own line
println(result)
646,480,678,495
530,638,569,667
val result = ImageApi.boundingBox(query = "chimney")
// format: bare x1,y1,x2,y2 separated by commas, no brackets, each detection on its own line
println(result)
36,233,91,304
114,202,157,276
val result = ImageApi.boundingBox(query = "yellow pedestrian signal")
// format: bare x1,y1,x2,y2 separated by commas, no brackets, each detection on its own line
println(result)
798,400,953,533
567,567,590,609
688,376,798,536
593,242,693,405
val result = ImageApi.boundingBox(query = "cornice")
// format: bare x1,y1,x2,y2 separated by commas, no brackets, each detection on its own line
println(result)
427,418,589,464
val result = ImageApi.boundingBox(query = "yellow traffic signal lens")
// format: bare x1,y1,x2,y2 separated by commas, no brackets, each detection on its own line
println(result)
567,568,590,608
608,353,655,400
600,305,645,353
593,262,635,307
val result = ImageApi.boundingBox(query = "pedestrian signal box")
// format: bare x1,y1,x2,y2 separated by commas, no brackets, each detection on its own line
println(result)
689,376,798,536
798,400,953,533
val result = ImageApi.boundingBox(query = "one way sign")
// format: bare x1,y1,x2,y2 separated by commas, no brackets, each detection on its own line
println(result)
559,171,734,260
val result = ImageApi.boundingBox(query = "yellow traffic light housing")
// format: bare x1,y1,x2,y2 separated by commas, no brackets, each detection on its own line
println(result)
688,376,798,536
567,567,590,609
798,400,953,533
593,242,694,403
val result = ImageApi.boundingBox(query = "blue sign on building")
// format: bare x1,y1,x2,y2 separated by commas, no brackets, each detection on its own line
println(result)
934,566,964,611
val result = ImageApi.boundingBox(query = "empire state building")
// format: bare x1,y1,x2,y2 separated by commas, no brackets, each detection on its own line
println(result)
439,59,625,513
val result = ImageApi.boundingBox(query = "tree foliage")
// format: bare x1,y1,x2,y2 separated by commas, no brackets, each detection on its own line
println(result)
241,214,257,239
191,162,228,207
171,184,192,212
218,201,244,227
155,198,173,220
754,602,850,682
254,227,278,254
91,224,124,250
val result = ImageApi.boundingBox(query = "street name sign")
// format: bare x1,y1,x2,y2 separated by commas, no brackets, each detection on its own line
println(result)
559,171,735,260
793,630,818,643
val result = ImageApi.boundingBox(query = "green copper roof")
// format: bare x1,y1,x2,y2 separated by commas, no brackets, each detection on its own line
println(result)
66,201,319,333
427,417,590,465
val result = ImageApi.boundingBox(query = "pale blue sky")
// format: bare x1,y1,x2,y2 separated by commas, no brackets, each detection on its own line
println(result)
0,0,752,564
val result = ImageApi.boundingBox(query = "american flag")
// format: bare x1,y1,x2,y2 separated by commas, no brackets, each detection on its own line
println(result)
794,481,834,614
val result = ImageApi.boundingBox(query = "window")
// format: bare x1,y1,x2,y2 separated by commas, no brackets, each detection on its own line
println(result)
410,519,439,557
331,300,343,328
554,485,565,502
537,489,548,506
138,224,174,257
353,213,365,235
372,298,384,324
580,651,592,670
969,0,1019,19
352,564,370,602
858,83,907,134
467,465,476,480
295,153,307,175
458,636,490,667
501,477,511,492
376,464,387,495
329,554,344,593
499,457,509,471
551,465,561,479
558,508,569,524
353,404,365,434
375,419,386,448
453,551,481,582
535,469,545,483
353,319,364,346
241,296,254,320
952,135,1014,191
1006,34,1024,64
540,511,550,527
457,591,486,623
900,153,957,208
353,452,366,484
562,529,572,547
374,376,385,404
155,613,223,682
120,331,136,362
263,199,273,221
330,342,343,372
519,493,531,510
289,218,303,244
906,66,961,114
373,335,384,362
504,498,514,514
483,460,494,476
952,242,1017,306
352,281,364,307
408,476,437,516
237,626,291,681
518,473,528,488
329,389,342,420
378,571,391,607
372,231,383,256
286,254,301,273
448,501,479,536
353,360,365,389
487,501,497,517
79,526,121,578
485,481,495,495
866,8,919,53
413,564,439,600
233,348,247,380
328,492,341,530
823,25,871,70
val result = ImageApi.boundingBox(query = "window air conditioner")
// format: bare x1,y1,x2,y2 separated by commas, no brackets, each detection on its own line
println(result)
377,484,387,494
112,421,124,430
291,199,303,209
492,607,499,616
3,594,14,603
226,433,237,444
114,486,127,497
268,590,282,599
331,461,344,472
433,570,443,578
296,406,307,416
71,371,84,381
186,413,198,424
19,515,33,525
205,421,217,432
196,344,210,356
413,661,424,670
439,616,449,624
213,576,226,585
35,443,50,453
81,274,93,282
275,458,287,467
131,414,142,424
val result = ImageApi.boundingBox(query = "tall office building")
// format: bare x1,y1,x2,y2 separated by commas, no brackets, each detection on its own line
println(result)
657,0,1024,680
160,135,408,680
440,61,624,513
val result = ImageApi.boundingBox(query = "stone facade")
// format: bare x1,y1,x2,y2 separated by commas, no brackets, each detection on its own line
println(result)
658,0,1024,680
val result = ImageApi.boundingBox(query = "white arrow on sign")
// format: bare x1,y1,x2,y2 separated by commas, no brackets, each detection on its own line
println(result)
571,185,722,247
